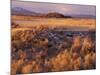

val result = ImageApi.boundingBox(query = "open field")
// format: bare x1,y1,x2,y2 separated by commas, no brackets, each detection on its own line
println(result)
12,16,96,30
11,16,96,75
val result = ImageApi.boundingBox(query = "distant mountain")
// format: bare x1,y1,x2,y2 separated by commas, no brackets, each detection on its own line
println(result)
70,14,96,19
12,8,72,18
45,12,72,18
11,7,72,18
12,7,95,19
11,7,38,16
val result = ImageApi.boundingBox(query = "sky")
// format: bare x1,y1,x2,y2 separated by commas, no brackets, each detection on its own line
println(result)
12,1,96,15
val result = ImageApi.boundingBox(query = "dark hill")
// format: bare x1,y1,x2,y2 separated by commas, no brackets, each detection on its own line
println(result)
45,12,72,18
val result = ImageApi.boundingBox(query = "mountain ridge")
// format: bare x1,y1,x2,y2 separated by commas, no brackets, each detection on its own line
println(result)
12,7,95,18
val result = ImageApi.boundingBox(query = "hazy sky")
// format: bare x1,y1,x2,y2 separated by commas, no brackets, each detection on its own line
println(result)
12,1,96,15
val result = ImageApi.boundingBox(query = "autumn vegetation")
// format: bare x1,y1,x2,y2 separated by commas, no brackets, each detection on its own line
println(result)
11,23,96,75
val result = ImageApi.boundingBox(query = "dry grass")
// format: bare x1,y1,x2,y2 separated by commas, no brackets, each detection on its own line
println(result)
12,17,96,30
11,18,96,75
